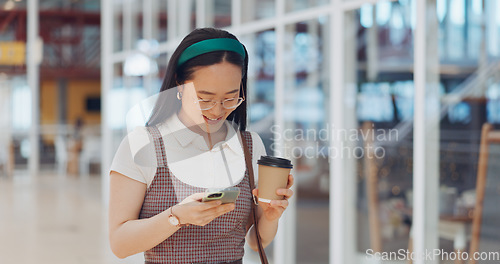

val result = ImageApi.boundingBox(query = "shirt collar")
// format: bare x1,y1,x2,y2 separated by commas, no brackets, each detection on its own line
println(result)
222,123,244,157
164,113,198,148
164,113,244,157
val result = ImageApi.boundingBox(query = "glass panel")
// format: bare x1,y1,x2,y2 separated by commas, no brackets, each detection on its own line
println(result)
487,0,500,57
348,1,417,261
0,75,15,175
213,0,232,28
241,0,276,23
113,1,123,52
111,50,165,150
7,77,31,171
439,3,500,260
141,0,166,43
116,0,144,51
440,82,500,260
445,0,466,60
351,0,500,262
176,0,197,35
240,29,276,262
467,0,482,59
80,0,100,11
283,18,330,263
110,62,136,148
131,0,144,48
156,53,169,93
190,0,197,32
36,0,99,10
285,0,329,13
243,30,276,134
158,0,168,43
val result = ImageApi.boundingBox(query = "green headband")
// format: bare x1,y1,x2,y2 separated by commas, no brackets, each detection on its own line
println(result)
177,38,246,67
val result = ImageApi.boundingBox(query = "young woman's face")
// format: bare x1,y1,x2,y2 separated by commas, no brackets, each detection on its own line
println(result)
179,61,243,133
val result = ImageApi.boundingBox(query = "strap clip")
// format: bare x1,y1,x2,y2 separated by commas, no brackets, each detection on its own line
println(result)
252,194,259,205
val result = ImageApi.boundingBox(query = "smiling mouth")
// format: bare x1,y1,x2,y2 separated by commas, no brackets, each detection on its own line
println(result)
203,115,223,125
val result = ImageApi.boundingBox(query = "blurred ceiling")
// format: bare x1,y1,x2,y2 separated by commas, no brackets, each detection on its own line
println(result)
0,0,101,79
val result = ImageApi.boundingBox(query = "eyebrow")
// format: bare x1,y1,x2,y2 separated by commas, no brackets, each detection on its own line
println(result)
197,89,239,95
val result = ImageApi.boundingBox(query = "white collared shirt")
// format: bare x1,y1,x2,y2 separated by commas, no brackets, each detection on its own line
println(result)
110,113,266,189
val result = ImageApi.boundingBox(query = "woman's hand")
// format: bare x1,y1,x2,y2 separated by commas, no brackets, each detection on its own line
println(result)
252,173,294,222
173,193,235,226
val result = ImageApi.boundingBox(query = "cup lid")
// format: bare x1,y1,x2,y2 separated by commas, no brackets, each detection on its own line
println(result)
257,156,293,169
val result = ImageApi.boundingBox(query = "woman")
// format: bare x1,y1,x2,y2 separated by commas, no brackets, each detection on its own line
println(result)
108,28,294,264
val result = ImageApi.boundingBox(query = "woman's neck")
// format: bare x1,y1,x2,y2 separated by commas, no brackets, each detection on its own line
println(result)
204,124,227,149
177,110,227,149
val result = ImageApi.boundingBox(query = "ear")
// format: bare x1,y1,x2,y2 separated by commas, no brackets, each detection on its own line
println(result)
176,82,184,93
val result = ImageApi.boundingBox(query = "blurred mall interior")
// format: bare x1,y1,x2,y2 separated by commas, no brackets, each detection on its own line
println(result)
1,0,500,263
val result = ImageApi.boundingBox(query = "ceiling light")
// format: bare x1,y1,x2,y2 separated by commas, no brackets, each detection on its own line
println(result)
4,1,15,10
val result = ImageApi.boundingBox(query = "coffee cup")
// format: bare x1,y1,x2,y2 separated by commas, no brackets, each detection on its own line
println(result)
257,156,293,203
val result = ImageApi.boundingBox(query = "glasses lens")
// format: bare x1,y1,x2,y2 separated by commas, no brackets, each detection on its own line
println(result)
198,100,216,110
223,98,242,109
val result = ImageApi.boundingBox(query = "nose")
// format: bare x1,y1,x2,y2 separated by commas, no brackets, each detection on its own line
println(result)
207,101,225,117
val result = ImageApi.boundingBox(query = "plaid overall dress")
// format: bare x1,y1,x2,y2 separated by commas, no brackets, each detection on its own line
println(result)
139,126,253,264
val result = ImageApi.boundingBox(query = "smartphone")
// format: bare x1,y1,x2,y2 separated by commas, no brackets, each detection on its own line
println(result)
202,187,240,204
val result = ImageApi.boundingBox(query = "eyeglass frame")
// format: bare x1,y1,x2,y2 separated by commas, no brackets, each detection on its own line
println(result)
194,95,245,111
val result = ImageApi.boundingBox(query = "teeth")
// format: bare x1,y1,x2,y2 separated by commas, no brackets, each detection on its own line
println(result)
206,116,219,121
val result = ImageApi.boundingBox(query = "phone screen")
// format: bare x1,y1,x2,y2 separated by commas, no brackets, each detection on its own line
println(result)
206,192,223,200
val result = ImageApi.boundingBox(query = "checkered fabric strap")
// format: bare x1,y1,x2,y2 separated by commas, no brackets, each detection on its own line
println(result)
241,131,269,264
146,126,168,167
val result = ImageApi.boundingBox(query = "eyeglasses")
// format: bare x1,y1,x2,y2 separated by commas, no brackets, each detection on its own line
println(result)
195,97,245,111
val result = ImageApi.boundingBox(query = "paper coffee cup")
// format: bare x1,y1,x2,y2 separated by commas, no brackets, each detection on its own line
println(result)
257,156,293,203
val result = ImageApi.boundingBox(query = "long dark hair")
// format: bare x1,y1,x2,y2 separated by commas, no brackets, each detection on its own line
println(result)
146,28,249,131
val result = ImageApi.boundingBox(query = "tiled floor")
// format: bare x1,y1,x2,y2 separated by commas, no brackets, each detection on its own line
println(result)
1,171,498,264
0,172,143,264
0,171,267,264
